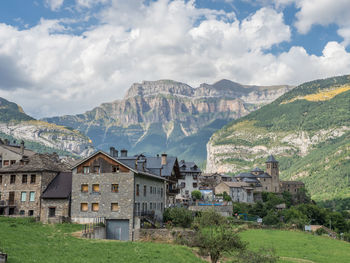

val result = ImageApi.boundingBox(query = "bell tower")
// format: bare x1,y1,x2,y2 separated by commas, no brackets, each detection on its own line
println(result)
266,155,280,193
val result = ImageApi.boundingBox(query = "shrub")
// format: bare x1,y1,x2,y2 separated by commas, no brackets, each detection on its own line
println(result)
262,213,280,225
315,227,327,236
163,207,193,228
191,190,202,200
193,210,226,229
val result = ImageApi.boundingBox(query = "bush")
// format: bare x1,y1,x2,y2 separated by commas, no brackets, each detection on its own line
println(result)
223,191,232,202
263,213,280,225
192,210,226,229
231,247,279,263
163,207,193,228
315,227,327,236
191,190,202,200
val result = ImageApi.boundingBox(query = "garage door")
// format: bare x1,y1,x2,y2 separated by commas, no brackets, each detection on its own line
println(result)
106,219,130,241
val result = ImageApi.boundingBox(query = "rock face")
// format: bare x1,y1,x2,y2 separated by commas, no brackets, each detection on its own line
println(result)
44,79,292,163
206,75,350,202
0,97,94,157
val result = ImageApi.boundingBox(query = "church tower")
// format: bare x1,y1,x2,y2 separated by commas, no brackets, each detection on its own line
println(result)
266,155,280,193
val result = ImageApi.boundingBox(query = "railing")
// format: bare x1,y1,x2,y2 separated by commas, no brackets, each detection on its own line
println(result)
82,217,106,236
134,211,155,217
0,200,16,207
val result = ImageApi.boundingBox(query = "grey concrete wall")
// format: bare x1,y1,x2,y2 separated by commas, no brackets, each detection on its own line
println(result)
177,173,199,200
189,204,233,217
0,146,22,167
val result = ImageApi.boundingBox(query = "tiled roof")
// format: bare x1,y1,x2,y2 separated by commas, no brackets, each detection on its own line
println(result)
235,172,256,178
266,155,278,163
256,173,272,178
0,153,70,173
42,172,72,199
223,182,250,188
0,144,35,157
251,167,263,172
179,160,201,173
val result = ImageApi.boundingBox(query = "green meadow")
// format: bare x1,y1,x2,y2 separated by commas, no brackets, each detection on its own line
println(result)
1,218,349,263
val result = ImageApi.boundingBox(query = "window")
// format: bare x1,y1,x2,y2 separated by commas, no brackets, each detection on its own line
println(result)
150,186,152,194
193,182,198,188
21,192,27,202
10,160,16,165
136,184,139,196
29,192,35,202
92,184,100,193
161,203,163,211
112,165,120,173
81,184,88,193
150,203,153,210
92,203,99,212
144,185,147,196
30,174,36,184
22,174,27,184
161,188,163,197
4,160,9,166
94,166,100,173
83,166,90,174
81,203,88,212
19,210,25,215
28,210,34,216
111,203,119,211
49,207,56,217
111,184,119,193
10,175,16,184
0,175,2,184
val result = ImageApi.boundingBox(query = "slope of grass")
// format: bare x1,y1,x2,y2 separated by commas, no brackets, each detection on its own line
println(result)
240,229,350,263
0,218,203,263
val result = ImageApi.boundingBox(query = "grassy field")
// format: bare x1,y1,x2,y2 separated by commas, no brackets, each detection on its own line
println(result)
0,217,203,263
240,229,350,263
1,218,350,263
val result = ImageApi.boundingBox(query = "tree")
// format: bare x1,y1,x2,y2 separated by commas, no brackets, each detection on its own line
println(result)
191,190,202,201
223,191,232,202
163,207,193,228
196,226,246,263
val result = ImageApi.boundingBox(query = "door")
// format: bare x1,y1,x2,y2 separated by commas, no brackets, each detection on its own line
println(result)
9,192,15,205
106,220,129,241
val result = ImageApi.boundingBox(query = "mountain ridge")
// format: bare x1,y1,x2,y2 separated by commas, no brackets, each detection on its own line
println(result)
43,79,293,163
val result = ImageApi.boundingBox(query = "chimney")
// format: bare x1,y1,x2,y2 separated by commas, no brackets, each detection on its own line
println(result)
161,153,167,166
121,149,127,157
20,141,25,156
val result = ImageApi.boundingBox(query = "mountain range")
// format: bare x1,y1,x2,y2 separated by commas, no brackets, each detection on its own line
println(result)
207,75,350,207
43,79,292,164
0,97,93,156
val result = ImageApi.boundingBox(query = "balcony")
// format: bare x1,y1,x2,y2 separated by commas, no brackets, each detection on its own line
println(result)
0,200,16,207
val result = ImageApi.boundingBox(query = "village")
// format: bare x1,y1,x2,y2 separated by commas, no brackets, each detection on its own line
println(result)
0,138,304,241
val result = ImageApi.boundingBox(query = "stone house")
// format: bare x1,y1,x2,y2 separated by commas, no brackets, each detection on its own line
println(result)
215,181,255,203
199,172,234,190
115,150,181,206
0,139,35,168
176,160,201,202
0,153,69,217
41,172,72,223
233,155,305,202
70,150,167,241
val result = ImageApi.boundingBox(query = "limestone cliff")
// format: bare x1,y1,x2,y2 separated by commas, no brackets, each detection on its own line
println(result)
44,79,292,163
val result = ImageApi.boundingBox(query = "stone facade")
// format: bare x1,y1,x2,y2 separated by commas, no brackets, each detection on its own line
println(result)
0,171,57,217
71,151,166,241
41,198,70,223
280,181,305,194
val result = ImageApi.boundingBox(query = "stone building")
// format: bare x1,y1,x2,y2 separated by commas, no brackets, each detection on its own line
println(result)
41,172,72,223
70,150,167,241
176,160,201,202
215,181,255,203
233,155,304,202
199,172,234,190
0,139,35,168
0,153,68,217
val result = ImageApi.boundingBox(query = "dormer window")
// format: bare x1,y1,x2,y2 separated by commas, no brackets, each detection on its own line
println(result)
112,165,120,173
94,166,100,174
83,166,90,174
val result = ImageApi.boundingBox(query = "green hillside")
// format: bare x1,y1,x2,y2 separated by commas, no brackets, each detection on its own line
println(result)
209,75,350,207
0,97,33,122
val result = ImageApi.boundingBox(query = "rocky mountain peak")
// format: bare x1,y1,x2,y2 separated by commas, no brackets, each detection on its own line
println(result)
124,79,194,99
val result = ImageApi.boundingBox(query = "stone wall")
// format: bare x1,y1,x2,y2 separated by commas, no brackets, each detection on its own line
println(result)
0,171,57,217
189,204,233,217
40,198,70,223
138,228,195,243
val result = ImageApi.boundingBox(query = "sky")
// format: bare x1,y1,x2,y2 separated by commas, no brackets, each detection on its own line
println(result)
0,0,350,118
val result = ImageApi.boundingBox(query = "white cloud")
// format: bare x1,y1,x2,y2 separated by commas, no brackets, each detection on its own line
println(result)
0,0,349,118
44,0,64,11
